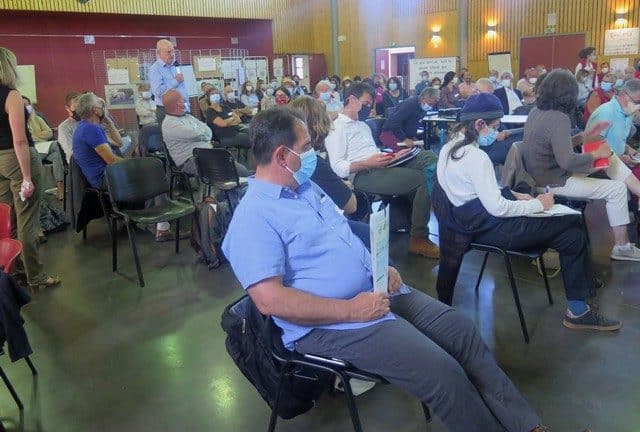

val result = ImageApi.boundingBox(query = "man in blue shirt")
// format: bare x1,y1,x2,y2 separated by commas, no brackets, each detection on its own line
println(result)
72,92,121,189
222,107,550,432
587,78,640,165
149,39,189,125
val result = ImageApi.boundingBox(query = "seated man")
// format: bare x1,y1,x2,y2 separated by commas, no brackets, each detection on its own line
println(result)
516,68,538,95
197,81,215,119
220,85,253,123
162,90,249,178
493,71,523,114
380,87,439,152
325,83,439,258
222,106,554,432
413,70,430,96
314,79,343,120
72,92,122,190
57,91,81,162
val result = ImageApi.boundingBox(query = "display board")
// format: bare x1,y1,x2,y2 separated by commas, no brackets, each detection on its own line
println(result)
16,65,36,103
179,64,199,97
408,57,457,90
105,57,140,83
610,57,629,74
488,51,512,75
604,28,639,56
193,55,223,79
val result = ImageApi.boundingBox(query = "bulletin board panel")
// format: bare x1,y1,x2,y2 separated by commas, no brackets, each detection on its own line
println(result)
487,52,512,76
408,57,457,90
16,65,37,103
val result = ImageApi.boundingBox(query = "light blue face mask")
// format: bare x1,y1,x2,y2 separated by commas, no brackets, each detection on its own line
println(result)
388,83,398,91
286,147,317,186
477,128,499,147
615,79,624,88
319,91,331,102
210,93,221,103
600,82,613,92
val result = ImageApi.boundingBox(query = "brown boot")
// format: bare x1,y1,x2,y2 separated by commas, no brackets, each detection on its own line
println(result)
408,237,440,259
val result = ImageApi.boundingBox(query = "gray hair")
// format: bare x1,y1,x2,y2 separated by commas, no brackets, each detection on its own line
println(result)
75,92,101,119
622,78,640,95
420,87,440,99
0,47,18,89
315,79,332,92
475,78,493,91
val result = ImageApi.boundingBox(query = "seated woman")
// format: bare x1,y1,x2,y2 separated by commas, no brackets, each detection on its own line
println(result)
583,72,615,125
382,76,408,115
239,81,259,111
438,71,460,108
434,92,619,331
22,96,65,200
205,87,251,165
522,69,640,261
291,96,368,220
274,86,292,106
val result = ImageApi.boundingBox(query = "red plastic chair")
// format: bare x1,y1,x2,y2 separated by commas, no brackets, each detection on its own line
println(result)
0,238,22,273
0,202,11,240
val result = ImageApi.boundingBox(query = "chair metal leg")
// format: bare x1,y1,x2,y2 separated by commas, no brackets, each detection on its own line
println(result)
474,252,490,296
339,374,364,432
63,175,67,212
125,222,144,287
111,218,118,272
421,402,432,425
538,255,553,305
224,190,234,213
0,366,23,411
502,252,529,343
175,219,180,254
24,357,37,376
82,225,87,240
267,363,291,432
98,194,112,239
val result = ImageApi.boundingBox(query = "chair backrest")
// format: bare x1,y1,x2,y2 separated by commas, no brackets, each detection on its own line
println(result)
0,203,12,240
0,238,22,273
365,117,386,149
105,157,170,205
138,124,163,156
192,148,240,188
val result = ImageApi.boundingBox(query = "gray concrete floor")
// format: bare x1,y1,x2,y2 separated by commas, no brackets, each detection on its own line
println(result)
0,201,638,432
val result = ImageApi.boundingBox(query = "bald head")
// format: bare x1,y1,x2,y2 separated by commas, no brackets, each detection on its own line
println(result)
162,89,185,115
476,78,494,94
156,39,175,65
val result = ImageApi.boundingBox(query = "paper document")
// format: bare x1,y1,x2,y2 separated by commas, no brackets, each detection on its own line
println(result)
528,204,582,218
35,140,54,155
369,202,389,293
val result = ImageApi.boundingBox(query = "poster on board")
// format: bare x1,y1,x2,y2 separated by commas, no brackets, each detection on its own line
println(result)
487,52,512,76
16,65,37,103
610,58,629,75
408,57,457,90
604,28,639,56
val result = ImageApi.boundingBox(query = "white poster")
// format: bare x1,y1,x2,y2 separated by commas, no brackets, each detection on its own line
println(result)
16,65,36,103
180,65,198,96
107,68,130,84
487,52,512,76
610,57,629,74
604,27,640,56
196,56,217,72
369,202,389,294
408,57,457,90
273,58,284,78
256,59,268,80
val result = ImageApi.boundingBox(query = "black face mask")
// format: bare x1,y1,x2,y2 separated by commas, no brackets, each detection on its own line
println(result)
358,104,372,121
71,110,81,121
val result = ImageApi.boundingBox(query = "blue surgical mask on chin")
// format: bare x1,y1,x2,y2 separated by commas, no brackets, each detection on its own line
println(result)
285,148,317,186
477,128,499,147
600,82,613,92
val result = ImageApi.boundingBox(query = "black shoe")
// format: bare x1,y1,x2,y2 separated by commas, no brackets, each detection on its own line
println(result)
563,308,621,332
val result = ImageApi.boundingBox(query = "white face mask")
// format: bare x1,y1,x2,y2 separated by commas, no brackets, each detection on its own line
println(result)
601,68,609,73
25,105,33,115
453,77,459,85
141,91,152,99
529,77,537,84
501,79,512,88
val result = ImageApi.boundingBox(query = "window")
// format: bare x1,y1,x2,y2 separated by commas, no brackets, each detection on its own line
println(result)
294,57,305,80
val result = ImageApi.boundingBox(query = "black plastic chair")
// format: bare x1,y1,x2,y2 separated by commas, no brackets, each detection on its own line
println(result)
69,157,112,240
364,117,386,149
0,349,37,411
104,157,196,287
225,295,432,432
137,124,163,157
192,148,246,212
469,243,553,344
160,140,196,203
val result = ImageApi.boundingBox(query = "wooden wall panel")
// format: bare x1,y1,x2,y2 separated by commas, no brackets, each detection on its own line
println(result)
466,0,640,79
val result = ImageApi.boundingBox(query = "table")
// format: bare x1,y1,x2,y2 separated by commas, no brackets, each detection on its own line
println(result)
501,115,528,124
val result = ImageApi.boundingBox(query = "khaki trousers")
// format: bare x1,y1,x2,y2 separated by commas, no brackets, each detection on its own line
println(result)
0,147,45,284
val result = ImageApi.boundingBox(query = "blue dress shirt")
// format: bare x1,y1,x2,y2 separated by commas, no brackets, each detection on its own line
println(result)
148,59,190,112
587,97,632,156
222,178,401,349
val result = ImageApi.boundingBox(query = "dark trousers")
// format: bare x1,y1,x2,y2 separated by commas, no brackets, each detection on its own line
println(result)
473,215,594,301
295,289,541,432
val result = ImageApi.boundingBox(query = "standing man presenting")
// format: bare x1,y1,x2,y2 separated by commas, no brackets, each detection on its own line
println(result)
149,39,189,125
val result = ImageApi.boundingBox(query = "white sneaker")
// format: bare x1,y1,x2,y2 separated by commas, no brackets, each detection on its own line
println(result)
610,243,640,261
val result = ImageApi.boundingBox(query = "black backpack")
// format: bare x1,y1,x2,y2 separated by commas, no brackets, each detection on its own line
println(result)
220,296,332,420
190,196,232,269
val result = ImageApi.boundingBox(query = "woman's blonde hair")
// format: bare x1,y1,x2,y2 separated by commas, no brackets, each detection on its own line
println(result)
290,95,333,150
0,47,19,89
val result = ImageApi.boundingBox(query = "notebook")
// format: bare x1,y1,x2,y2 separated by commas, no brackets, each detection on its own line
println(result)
528,204,582,218
386,147,422,168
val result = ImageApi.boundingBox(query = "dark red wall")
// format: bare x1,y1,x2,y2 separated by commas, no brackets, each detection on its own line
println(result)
0,11,274,125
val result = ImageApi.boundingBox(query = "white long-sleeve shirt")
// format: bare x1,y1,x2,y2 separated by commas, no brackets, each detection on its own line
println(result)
325,113,379,178
437,137,543,217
